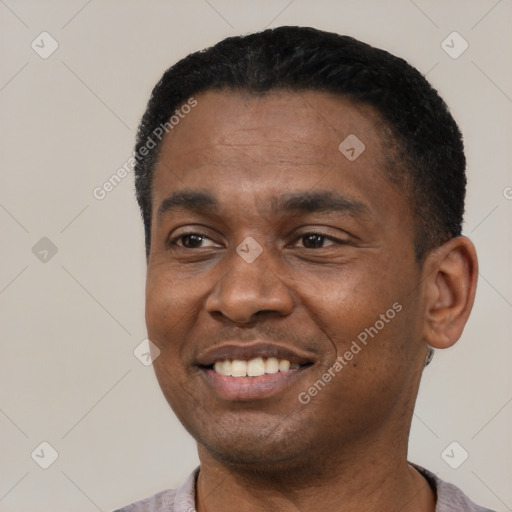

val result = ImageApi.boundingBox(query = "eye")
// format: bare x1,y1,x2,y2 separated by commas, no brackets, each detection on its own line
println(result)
170,233,221,249
294,233,338,249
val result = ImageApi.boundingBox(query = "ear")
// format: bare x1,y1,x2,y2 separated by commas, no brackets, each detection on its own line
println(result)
421,236,478,349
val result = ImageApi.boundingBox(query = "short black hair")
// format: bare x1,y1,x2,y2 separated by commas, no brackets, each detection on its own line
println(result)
134,26,466,261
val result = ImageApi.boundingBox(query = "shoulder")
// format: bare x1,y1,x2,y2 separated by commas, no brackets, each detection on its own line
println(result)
112,467,199,512
112,488,176,512
413,464,497,512
435,478,497,512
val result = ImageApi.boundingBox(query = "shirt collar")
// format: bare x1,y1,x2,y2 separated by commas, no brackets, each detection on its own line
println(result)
173,466,200,512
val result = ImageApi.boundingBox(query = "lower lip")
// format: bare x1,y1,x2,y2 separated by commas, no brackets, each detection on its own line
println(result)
200,368,308,401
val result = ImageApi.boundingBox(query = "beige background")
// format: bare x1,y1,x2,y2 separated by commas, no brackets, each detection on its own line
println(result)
1,0,511,510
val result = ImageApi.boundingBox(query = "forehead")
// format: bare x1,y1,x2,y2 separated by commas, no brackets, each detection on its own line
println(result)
156,89,388,175
151,89,406,228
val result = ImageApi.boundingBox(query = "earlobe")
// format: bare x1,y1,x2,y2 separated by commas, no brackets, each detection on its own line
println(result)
422,236,478,350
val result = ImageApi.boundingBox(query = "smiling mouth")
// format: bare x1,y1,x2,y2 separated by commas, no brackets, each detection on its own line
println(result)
196,343,316,399
206,357,312,378
199,358,313,401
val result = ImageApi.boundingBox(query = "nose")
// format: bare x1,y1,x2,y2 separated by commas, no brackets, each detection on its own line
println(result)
205,245,294,324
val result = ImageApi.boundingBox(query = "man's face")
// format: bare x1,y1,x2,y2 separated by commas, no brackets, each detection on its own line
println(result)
146,90,427,469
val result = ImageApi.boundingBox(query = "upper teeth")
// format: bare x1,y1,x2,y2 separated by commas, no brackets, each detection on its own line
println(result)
213,357,299,377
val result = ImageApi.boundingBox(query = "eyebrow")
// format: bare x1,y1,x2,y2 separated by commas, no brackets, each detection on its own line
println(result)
158,190,218,217
157,189,369,219
274,191,369,217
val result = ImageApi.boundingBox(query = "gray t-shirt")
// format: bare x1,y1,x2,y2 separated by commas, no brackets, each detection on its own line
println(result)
113,465,496,512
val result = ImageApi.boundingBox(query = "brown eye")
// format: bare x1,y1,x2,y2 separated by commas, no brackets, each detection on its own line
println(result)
168,229,223,252
301,234,333,249
302,234,323,248
170,231,222,250
179,234,206,248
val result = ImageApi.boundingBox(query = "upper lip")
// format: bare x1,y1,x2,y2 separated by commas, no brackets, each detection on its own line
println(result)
196,341,317,367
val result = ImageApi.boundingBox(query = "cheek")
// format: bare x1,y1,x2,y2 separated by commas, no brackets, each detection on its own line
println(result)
145,270,195,350
296,263,416,395
297,266,394,341
145,272,202,414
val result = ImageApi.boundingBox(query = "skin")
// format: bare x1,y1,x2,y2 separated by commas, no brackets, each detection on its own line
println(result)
145,90,478,512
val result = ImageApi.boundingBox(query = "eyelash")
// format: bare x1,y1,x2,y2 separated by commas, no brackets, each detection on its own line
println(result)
169,231,347,249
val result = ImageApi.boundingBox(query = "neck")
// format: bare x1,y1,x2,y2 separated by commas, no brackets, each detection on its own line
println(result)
195,360,435,511
195,434,435,512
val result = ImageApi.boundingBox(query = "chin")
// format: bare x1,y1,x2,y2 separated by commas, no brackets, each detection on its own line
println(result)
193,414,318,472
202,440,311,474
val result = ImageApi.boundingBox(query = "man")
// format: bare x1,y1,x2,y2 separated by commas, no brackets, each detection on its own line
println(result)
115,26,494,511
